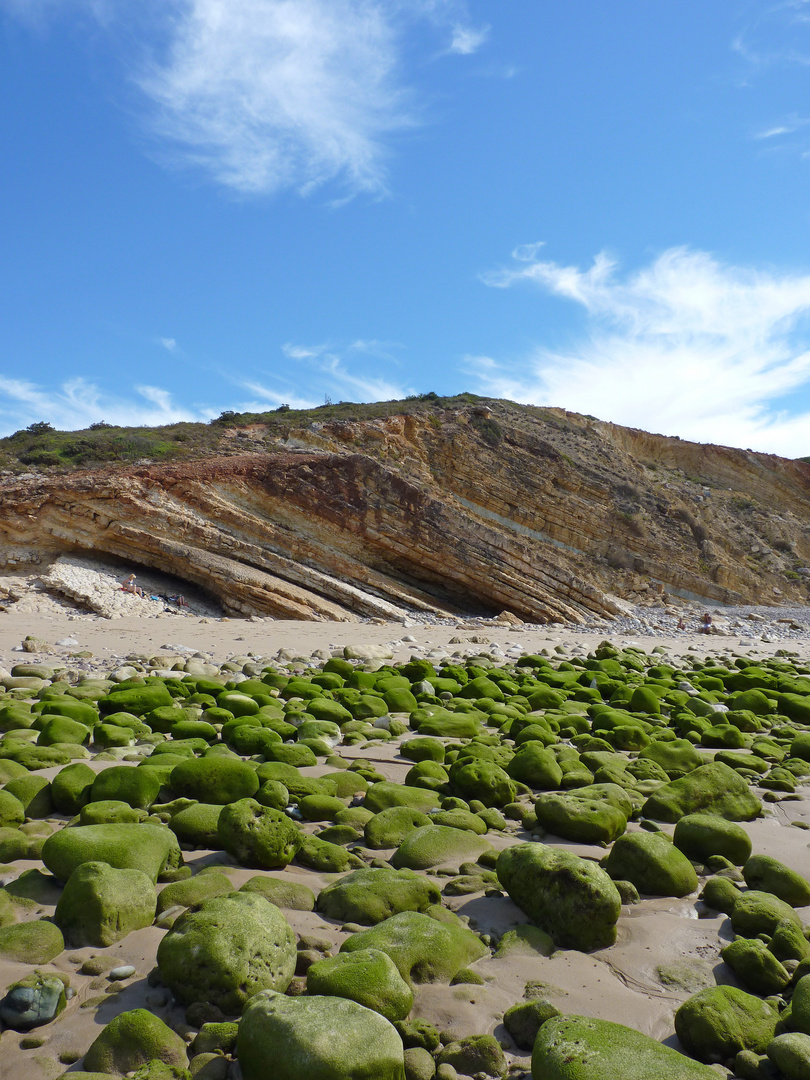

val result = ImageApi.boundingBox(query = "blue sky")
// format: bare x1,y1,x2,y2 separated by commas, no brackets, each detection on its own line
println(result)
4,1,810,456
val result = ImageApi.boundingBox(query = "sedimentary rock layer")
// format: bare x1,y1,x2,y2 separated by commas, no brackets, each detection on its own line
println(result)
1,402,809,621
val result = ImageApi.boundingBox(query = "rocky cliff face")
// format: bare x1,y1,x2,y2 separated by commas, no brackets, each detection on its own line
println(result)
1,401,809,622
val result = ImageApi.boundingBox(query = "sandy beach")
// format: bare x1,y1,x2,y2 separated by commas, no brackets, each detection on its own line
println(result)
2,600,810,1080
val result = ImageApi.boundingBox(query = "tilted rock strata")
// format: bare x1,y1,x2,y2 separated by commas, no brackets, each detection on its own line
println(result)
1,402,809,621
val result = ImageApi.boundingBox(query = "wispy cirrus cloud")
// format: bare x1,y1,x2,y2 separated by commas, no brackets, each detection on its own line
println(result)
472,245,810,458
3,0,488,198
138,0,488,198
0,376,204,434
244,339,414,408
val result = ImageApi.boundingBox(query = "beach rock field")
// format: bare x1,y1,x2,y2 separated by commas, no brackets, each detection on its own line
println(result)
3,624,810,1079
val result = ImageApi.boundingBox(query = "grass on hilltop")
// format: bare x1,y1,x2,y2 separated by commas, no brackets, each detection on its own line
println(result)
0,393,484,473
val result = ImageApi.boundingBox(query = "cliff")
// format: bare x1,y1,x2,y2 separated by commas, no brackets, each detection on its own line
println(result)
1,400,809,622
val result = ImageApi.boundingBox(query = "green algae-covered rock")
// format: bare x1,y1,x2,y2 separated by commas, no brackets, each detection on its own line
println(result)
4,774,53,818
390,824,492,871
80,799,145,826
788,974,810,1035
90,766,161,810
743,854,810,907
0,918,64,962
700,875,744,915
532,1014,719,1079
54,860,156,947
100,683,175,717
340,910,487,984
156,870,233,914
167,803,223,848
238,989,405,1080
364,782,441,815
43,823,183,884
604,831,698,897
51,762,97,815
364,806,433,849
296,834,365,873
533,793,627,845
674,985,778,1062
217,798,302,869
316,867,441,925
720,937,791,995
642,762,761,822
0,826,30,862
169,756,259,804
673,813,752,866
637,739,705,778
0,788,25,829
768,1033,810,1080
496,843,621,952
156,891,296,1012
240,875,316,912
731,889,802,937
503,999,561,1051
306,948,413,1022
438,1035,506,1078
506,743,563,789
401,737,445,763
771,918,810,963
451,760,516,807
83,1009,189,1075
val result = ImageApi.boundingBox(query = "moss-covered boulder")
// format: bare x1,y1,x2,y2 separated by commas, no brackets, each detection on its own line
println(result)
437,1035,507,1078
743,854,810,907
390,825,492,871
768,1033,810,1080
496,843,621,952
534,793,627,845
506,743,563,789
217,798,302,869
0,789,25,829
604,831,698,897
340,910,487,984
240,876,316,911
90,766,162,810
4,774,53,818
167,803,223,848
731,889,802,937
54,860,157,946
673,814,752,866
169,756,259,804
306,948,413,1022
83,1009,189,1074
156,891,296,1012
363,783,441,815
156,870,233,915
238,989,405,1080
51,762,97,815
674,985,778,1062
532,1014,719,1079
720,937,791,996
0,918,64,962
364,806,433,849
316,867,441,925
451,761,516,807
42,823,183,884
642,762,761,822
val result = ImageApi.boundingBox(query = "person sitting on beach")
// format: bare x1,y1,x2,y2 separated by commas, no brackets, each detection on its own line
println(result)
701,612,713,634
122,574,145,598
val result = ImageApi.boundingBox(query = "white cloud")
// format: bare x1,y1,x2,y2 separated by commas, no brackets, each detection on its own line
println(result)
136,0,487,198
158,337,177,352
474,245,810,458
249,338,413,406
449,23,489,55
0,376,203,434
